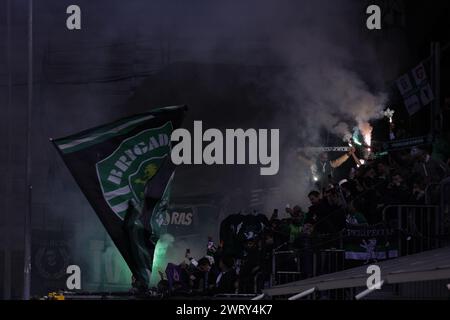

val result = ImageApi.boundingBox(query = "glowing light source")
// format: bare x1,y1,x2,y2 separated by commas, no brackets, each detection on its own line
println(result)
363,134,371,147
383,108,395,124
359,122,372,147
352,127,362,146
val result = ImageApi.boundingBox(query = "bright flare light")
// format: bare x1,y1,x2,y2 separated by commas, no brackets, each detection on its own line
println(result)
359,122,372,147
363,133,371,147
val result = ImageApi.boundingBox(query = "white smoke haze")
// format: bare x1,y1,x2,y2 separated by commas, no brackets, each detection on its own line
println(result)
10,0,402,290
252,1,390,209
85,0,389,268
280,63,386,146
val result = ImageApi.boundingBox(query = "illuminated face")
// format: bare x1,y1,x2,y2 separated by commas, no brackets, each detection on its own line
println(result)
309,195,321,205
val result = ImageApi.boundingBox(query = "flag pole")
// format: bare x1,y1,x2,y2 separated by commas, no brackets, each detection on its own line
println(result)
23,0,33,300
4,0,12,300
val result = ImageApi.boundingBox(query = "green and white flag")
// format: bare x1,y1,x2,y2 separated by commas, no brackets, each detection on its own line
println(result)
52,105,187,286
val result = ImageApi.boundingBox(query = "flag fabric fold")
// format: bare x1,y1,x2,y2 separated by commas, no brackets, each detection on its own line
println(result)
52,105,187,289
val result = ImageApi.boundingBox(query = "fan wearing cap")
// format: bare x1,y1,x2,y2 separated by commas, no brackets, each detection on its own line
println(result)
412,148,449,184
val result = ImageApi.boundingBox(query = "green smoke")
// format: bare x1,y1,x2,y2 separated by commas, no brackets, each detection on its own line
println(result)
150,233,175,287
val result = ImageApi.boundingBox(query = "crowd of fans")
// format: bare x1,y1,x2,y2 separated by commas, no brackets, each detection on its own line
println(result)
154,141,450,296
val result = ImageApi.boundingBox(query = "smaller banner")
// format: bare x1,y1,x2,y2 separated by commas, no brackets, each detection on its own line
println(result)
382,134,433,152
396,63,434,115
343,226,398,261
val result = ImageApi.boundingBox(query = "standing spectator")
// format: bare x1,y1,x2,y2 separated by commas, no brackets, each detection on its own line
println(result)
284,205,304,246
412,149,449,184
307,191,337,234
411,180,426,204
384,172,410,204
239,238,263,293
376,161,391,183
190,257,213,294
345,200,368,226
214,256,238,294
300,147,357,192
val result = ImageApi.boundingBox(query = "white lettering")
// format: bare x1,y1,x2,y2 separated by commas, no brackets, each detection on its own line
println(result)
170,121,279,176
366,5,381,30
66,5,81,30
66,265,81,290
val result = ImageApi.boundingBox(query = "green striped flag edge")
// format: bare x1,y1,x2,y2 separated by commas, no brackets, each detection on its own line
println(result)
52,105,184,154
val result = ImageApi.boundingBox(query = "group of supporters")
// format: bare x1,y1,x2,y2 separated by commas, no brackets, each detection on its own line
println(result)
156,240,241,296
154,140,450,296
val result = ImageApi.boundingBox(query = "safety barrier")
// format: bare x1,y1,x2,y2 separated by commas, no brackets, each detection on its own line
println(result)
425,177,450,233
270,248,345,286
270,250,301,286
269,203,445,289
439,178,450,242
382,205,441,256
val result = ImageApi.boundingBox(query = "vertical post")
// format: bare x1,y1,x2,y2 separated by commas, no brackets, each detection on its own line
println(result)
312,252,317,277
397,208,402,256
430,42,442,135
23,0,33,300
4,0,12,300
434,42,441,134
435,204,440,248
270,250,275,287
439,181,446,240
430,43,435,134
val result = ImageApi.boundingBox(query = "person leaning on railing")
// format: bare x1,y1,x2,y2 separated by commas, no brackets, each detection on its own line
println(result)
412,148,449,184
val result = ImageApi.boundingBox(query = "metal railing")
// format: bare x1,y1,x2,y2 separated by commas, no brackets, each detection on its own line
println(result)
425,177,450,205
439,178,450,243
270,250,301,286
382,205,441,256
268,203,445,288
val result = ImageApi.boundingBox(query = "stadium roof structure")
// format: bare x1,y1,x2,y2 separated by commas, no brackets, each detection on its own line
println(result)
264,246,450,297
